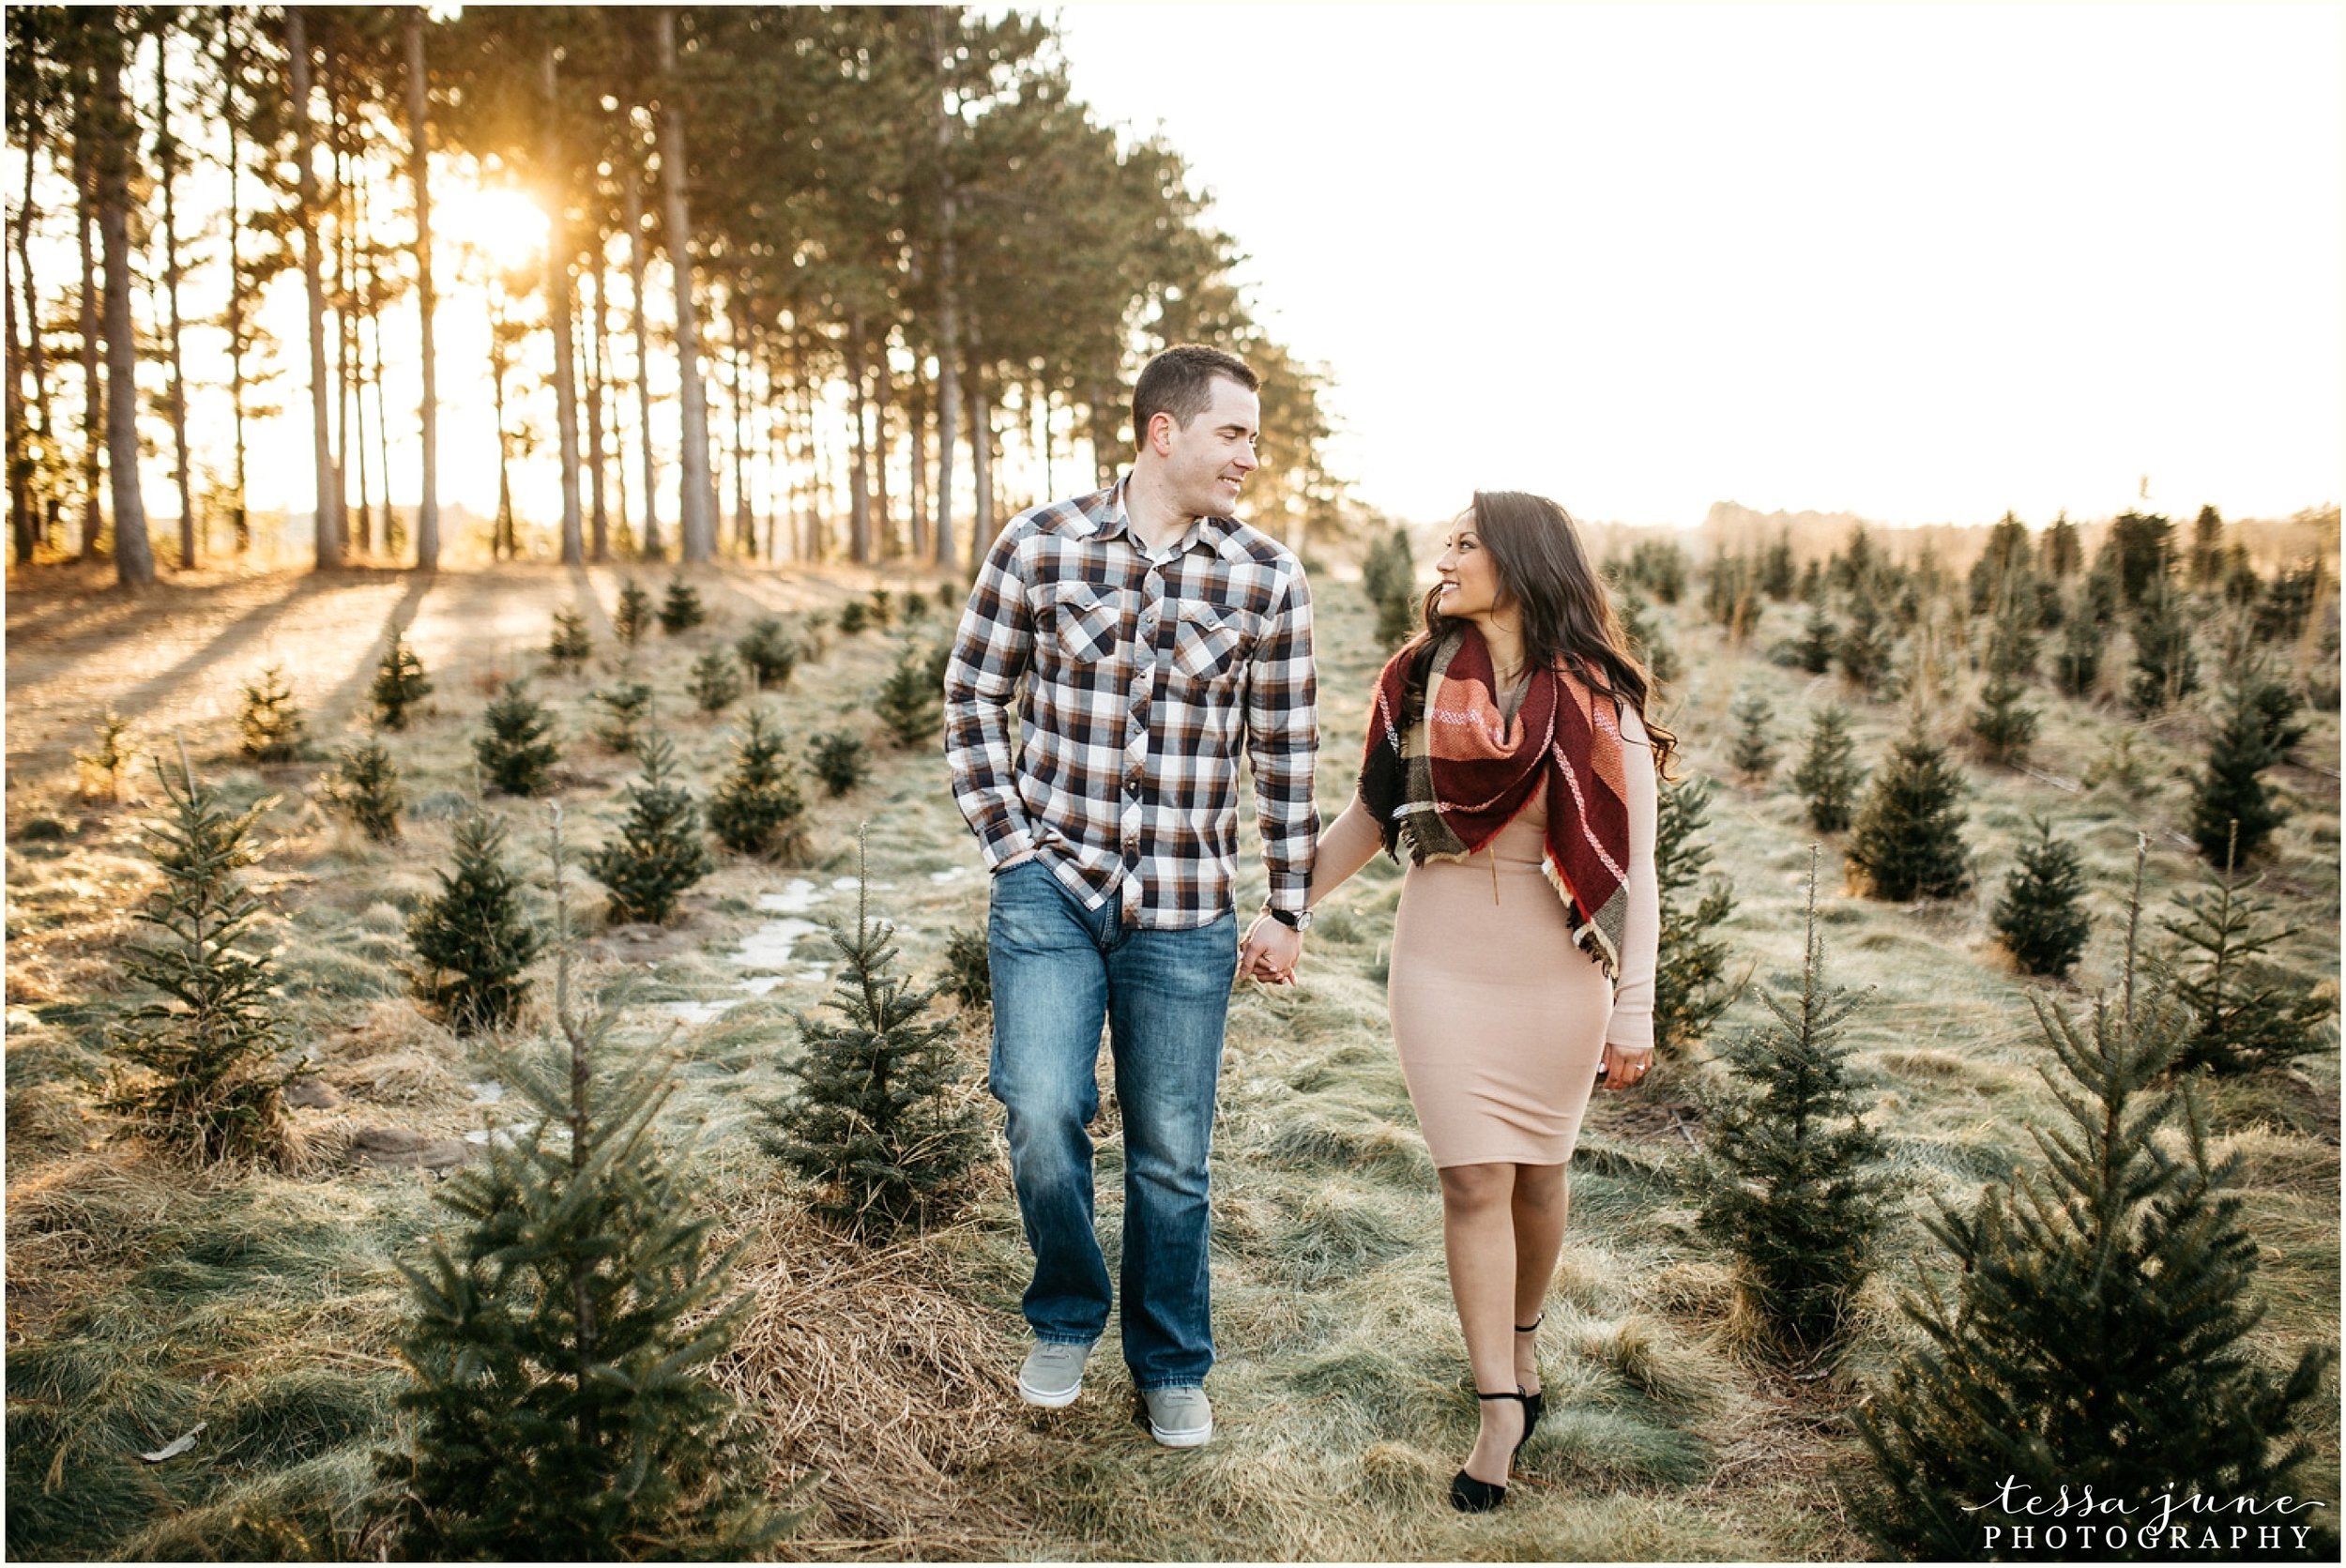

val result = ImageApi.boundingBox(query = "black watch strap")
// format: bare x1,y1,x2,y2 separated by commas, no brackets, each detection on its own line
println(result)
1266,905,1308,930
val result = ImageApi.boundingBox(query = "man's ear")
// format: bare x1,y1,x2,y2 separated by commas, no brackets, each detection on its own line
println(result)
1147,409,1176,456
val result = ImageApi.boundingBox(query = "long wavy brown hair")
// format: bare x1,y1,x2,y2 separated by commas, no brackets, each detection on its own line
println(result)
1401,490,1680,778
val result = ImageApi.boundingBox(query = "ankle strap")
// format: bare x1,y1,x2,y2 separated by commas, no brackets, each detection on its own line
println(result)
1515,1313,1544,1333
1476,1386,1527,1401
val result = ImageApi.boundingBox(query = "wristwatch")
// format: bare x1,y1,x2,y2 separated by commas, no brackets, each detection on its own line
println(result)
1264,902,1313,932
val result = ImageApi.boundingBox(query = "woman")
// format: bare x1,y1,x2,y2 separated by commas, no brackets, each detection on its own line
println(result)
1265,491,1666,1512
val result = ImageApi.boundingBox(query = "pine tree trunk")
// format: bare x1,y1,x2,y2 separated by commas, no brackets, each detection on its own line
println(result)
541,47,585,567
73,120,104,560
287,10,341,568
405,7,438,571
654,8,715,562
967,364,992,568
15,129,53,470
907,353,929,561
729,292,752,557
369,252,394,556
154,28,195,569
846,317,872,564
93,35,153,587
623,153,659,561
872,326,894,559
584,226,609,561
929,10,961,572
7,240,33,564
223,39,251,555
331,48,361,556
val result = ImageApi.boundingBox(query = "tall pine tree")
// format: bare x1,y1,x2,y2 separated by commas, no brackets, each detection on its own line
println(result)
1855,841,2336,1560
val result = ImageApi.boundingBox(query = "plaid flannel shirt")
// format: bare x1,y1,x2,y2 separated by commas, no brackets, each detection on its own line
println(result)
943,479,1318,929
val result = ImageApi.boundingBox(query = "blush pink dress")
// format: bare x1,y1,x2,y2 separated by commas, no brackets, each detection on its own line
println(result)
1384,698,1660,1168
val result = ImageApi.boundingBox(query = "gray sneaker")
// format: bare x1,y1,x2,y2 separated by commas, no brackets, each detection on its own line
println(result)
1138,1385,1213,1448
1017,1339,1096,1408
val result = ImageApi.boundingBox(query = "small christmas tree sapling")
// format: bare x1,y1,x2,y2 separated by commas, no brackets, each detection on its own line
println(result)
593,680,654,756
1728,693,1776,779
239,663,308,763
808,730,870,797
876,639,948,749
687,648,744,714
1792,608,1837,675
835,598,871,636
1847,715,1970,901
613,578,652,647
2156,823,2332,1075
407,807,541,1033
941,924,992,1012
371,635,434,731
657,572,707,635
382,803,785,1560
589,736,715,924
546,607,593,674
1990,816,2090,979
475,679,561,797
1654,773,1740,1054
2190,672,2292,865
104,746,297,1165
1854,841,2336,1559
75,705,135,800
736,616,800,690
866,586,894,627
1695,847,1885,1362
1791,704,1864,833
758,828,984,1233
328,738,404,842
708,708,806,859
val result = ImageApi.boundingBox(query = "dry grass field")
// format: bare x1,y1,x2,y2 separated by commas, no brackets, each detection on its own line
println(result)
5,551,2338,1560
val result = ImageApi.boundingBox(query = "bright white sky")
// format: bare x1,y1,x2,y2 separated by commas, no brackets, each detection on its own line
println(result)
1048,1,2346,527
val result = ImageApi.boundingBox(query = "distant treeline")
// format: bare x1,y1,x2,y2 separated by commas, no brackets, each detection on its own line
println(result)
5,6,1348,584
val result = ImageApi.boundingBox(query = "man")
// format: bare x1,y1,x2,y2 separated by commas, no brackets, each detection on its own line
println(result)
942,343,1317,1448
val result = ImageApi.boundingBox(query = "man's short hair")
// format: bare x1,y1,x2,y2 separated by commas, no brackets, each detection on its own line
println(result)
1131,344,1259,450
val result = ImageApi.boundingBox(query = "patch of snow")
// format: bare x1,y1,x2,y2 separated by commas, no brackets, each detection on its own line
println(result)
734,916,824,970
657,1000,732,1026
756,878,824,914
466,1080,504,1104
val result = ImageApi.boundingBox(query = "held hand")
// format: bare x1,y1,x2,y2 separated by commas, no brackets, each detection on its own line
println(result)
1599,1041,1653,1091
1239,915,1303,986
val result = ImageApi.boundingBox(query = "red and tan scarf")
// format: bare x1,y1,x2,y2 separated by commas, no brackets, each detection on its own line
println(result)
1357,624,1635,978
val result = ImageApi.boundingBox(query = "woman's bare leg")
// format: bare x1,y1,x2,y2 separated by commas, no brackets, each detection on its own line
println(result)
1440,1161,1528,1485
1509,1164,1569,1394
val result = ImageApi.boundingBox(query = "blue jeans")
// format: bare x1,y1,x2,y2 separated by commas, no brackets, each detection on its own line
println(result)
985,859,1237,1390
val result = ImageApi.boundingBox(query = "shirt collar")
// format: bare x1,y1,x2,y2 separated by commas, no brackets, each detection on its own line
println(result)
1081,475,1254,565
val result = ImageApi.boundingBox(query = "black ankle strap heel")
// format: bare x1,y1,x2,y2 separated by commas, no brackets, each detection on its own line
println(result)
1449,1388,1530,1514
1513,1316,1545,1456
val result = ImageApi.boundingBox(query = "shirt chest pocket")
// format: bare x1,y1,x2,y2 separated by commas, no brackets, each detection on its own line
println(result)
1042,582,1122,665
1169,601,1254,686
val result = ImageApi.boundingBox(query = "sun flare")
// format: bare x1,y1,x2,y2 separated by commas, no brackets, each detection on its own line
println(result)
434,182,551,275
